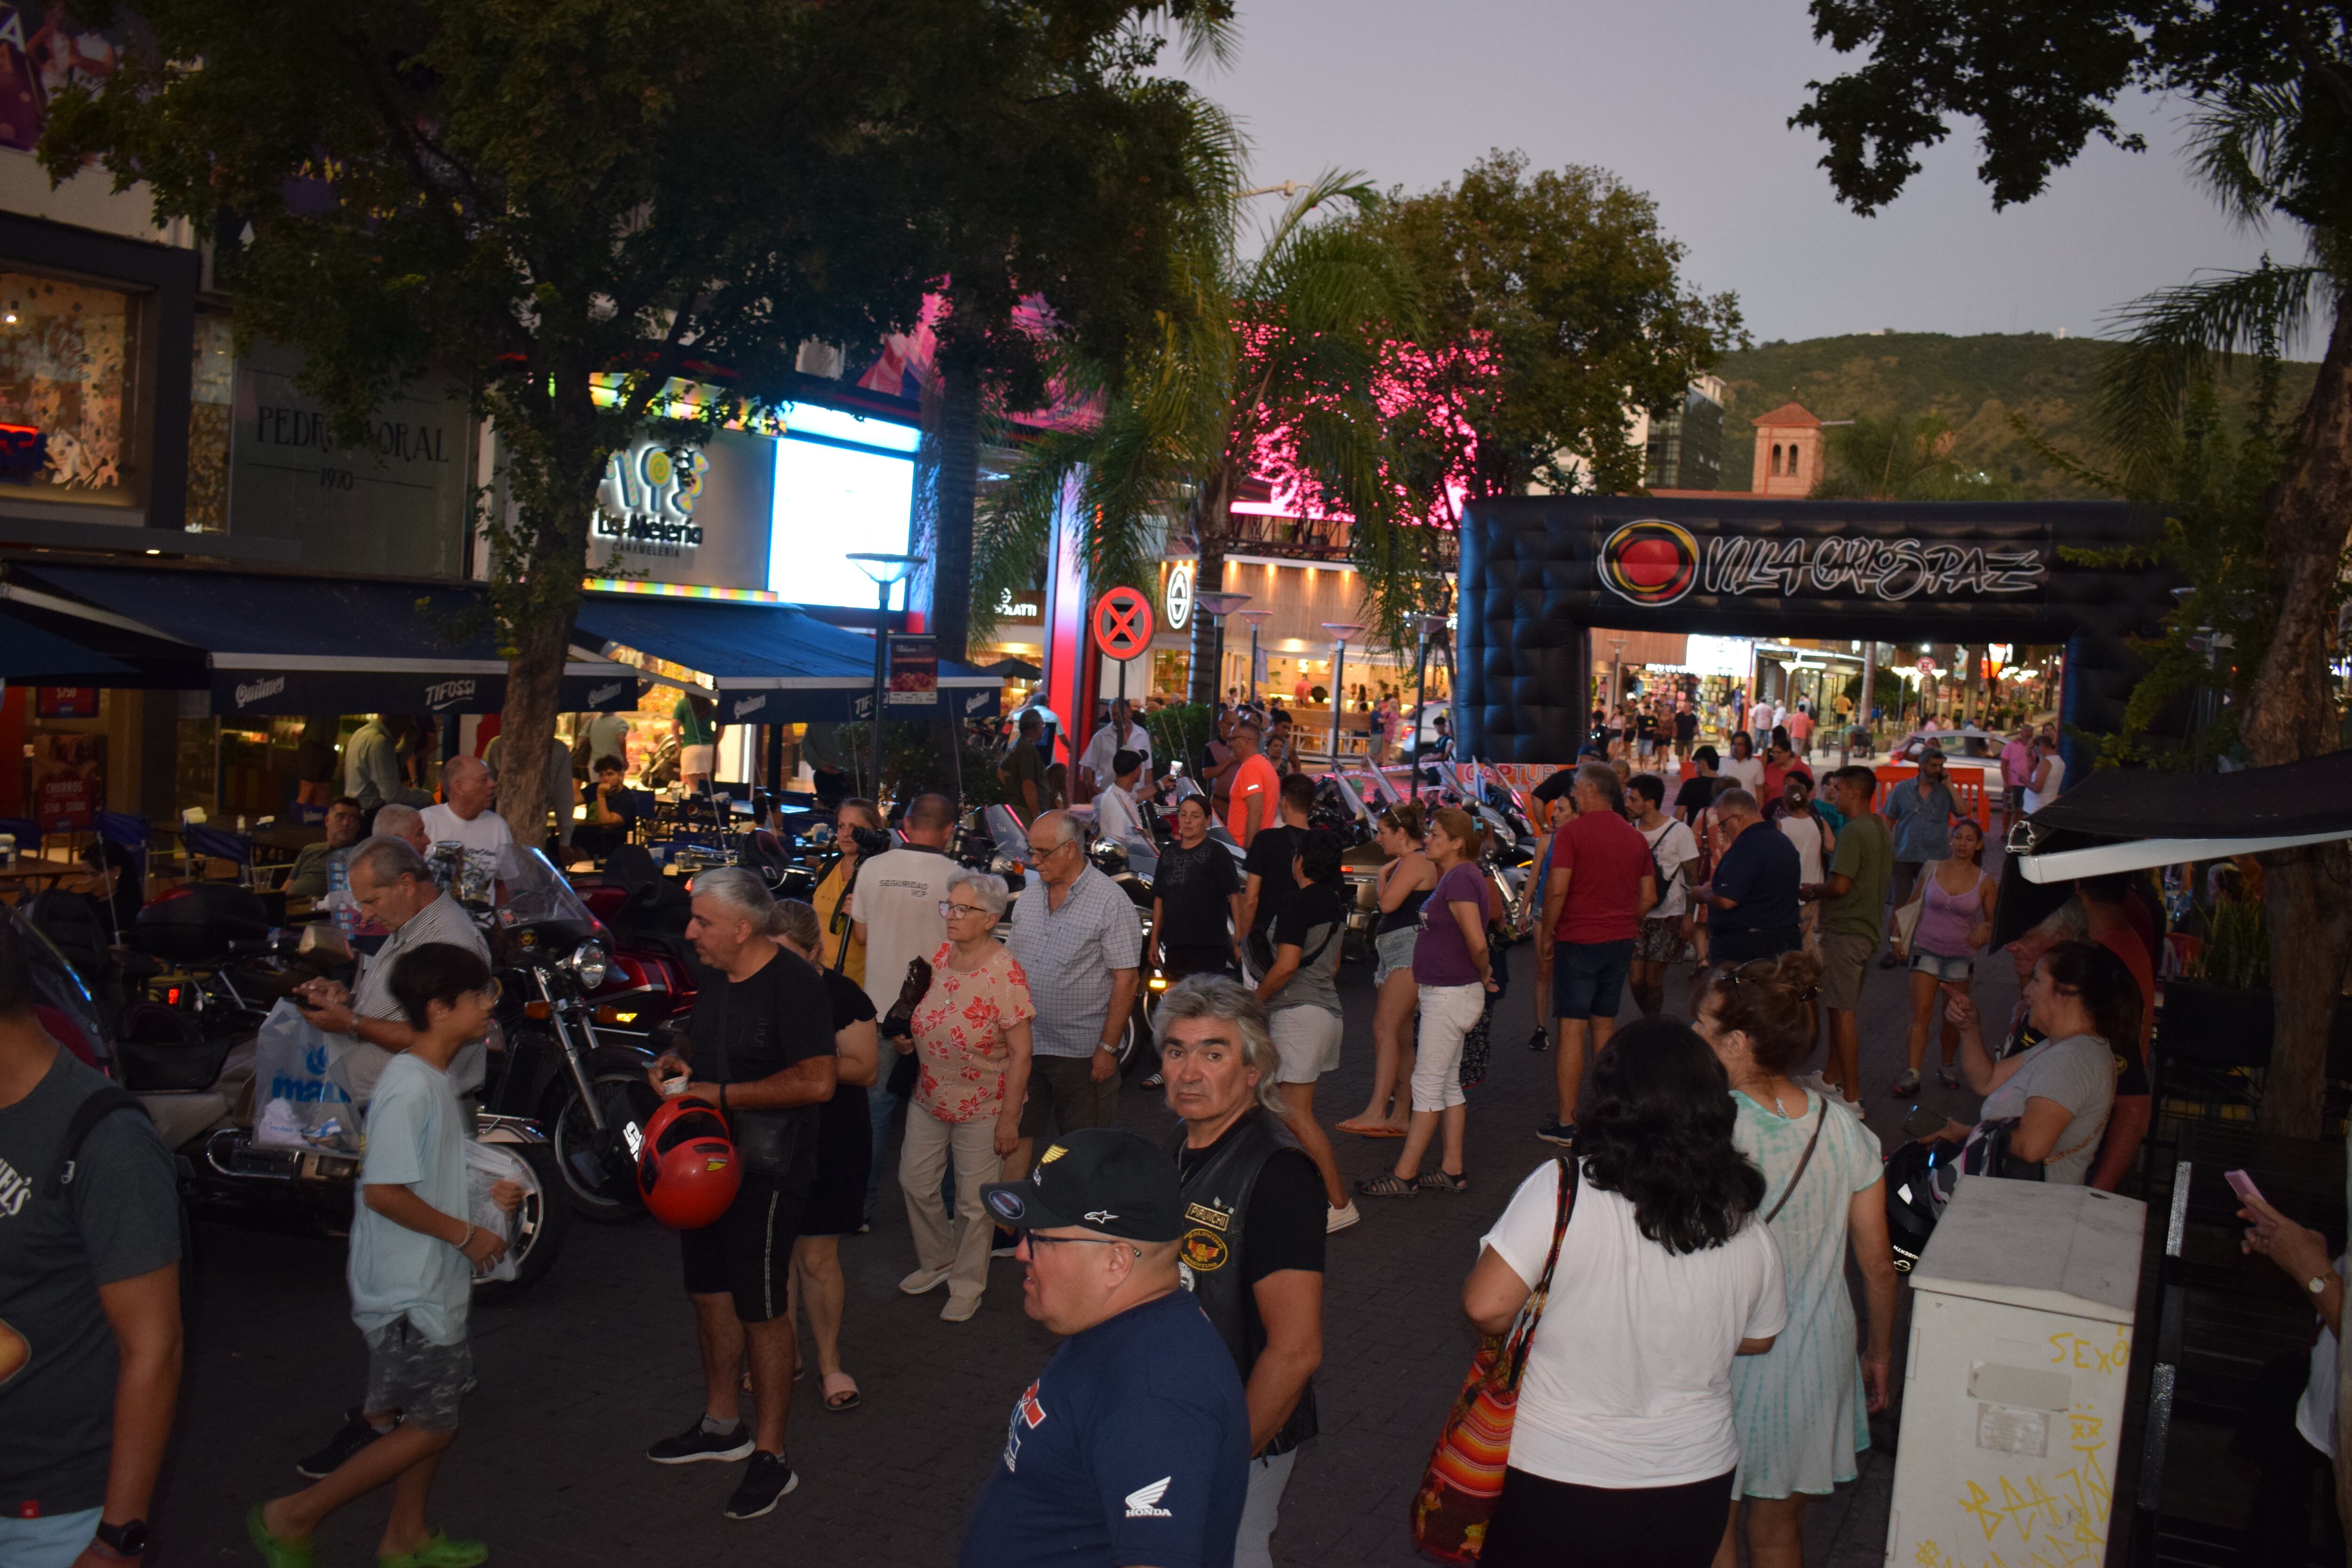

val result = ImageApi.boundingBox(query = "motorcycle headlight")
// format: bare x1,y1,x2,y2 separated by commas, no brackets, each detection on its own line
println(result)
567,941,610,988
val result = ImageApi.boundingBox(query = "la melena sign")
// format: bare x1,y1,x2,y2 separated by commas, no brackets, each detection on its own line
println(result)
597,441,707,556
1597,518,2046,609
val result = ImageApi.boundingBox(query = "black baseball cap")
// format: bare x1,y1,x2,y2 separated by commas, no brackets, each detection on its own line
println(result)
979,1128,1185,1243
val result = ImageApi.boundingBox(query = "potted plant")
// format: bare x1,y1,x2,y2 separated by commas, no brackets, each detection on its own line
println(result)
2158,895,2273,1066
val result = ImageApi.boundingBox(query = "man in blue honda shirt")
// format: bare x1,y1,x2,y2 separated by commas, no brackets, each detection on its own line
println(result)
964,1129,1248,1568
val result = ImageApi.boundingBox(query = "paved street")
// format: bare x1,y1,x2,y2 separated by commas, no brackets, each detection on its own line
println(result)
156,923,2012,1568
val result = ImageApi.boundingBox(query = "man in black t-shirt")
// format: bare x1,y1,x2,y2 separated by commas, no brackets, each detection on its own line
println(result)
1156,976,1327,1568
1674,745,1723,827
645,868,838,1521
1235,773,1318,977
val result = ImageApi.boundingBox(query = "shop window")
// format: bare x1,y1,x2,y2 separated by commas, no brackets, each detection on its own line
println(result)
0,270,137,501
185,313,234,531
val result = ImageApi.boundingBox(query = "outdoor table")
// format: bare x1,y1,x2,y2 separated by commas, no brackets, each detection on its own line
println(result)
0,855,89,896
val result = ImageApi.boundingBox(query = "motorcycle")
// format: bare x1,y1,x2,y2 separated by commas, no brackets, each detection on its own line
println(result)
480,848,661,1223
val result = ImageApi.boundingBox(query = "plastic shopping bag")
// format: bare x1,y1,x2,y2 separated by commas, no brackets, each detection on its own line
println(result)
464,1140,535,1284
251,1000,355,1148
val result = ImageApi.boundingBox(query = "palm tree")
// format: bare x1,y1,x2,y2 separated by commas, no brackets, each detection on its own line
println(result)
2084,80,2350,1138
971,168,1434,700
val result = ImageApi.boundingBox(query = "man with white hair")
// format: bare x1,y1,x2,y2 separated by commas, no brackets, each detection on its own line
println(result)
327,804,430,950
1003,811,1142,1182
419,755,516,889
1156,976,1326,1568
292,837,492,1109
643,867,837,1521
964,1128,1248,1568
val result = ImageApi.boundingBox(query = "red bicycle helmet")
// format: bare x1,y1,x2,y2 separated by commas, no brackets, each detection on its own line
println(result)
636,1096,741,1230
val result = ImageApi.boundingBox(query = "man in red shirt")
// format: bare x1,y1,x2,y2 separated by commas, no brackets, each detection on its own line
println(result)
1536,763,1656,1145
1223,722,1280,847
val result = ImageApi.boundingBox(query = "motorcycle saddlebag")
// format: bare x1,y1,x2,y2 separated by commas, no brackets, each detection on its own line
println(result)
113,1000,236,1093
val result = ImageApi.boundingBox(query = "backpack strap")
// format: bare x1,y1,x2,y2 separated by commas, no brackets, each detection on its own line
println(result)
43,1083,151,1200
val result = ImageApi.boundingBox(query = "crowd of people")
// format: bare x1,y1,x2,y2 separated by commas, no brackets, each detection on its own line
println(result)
9,696,2195,1568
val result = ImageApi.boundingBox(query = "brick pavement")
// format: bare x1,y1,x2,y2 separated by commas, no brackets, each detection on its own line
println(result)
153,928,2010,1568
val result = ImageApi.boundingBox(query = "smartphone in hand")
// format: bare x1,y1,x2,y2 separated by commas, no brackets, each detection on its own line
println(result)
2225,1169,2268,1208
1902,1105,1949,1141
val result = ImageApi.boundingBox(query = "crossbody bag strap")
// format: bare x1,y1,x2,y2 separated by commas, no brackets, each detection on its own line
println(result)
1502,1155,1580,1385
1761,1100,1829,1226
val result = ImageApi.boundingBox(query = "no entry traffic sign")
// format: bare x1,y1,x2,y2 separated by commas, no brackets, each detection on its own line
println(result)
1091,585,1154,660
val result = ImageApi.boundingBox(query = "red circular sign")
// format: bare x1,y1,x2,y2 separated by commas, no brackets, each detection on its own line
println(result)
1091,586,1154,660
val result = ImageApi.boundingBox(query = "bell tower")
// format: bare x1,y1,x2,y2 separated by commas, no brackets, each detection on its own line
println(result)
1749,403,1822,497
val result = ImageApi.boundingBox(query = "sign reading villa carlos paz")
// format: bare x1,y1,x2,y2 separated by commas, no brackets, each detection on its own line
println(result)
1596,517,2047,609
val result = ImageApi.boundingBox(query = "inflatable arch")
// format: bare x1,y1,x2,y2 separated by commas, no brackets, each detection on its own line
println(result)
1455,496,2176,764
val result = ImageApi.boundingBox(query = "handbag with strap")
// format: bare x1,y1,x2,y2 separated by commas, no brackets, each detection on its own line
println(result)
1761,1099,1828,1226
1409,1154,1579,1563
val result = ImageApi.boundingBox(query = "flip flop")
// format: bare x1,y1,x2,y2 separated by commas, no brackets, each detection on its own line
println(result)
822,1371,861,1411
1336,1119,1406,1138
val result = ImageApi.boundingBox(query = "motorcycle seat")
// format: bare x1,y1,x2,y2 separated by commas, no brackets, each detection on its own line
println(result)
135,1090,231,1151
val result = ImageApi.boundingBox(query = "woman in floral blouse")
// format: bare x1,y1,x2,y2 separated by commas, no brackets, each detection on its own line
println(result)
894,869,1035,1321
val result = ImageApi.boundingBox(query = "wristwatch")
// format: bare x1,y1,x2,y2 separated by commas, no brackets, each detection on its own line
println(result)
2310,1273,2334,1295
94,1519,148,1558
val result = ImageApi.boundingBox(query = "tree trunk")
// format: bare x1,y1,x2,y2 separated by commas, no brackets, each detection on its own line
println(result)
929,360,980,667
2247,298,2352,1140
495,597,575,853
1186,470,1235,706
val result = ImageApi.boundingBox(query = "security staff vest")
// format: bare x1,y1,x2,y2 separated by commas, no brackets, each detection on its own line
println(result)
1168,1109,1318,1457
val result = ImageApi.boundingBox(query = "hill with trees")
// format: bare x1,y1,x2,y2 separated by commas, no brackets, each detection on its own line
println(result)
1705,331,2318,495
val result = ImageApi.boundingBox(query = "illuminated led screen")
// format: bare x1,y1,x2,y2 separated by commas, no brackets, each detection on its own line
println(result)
766,422,917,608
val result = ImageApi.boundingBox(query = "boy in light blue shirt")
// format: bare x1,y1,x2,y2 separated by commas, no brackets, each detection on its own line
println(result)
250,943,517,1568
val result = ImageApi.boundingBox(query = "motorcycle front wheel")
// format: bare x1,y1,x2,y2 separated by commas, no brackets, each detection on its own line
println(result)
474,1140,572,1301
543,1067,660,1222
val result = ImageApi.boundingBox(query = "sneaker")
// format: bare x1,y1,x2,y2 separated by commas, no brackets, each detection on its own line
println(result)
1937,1065,1963,1090
1535,1119,1576,1147
724,1451,800,1520
1890,1069,1921,1098
1526,1029,1550,1053
377,1531,489,1568
297,1406,391,1479
647,1417,755,1465
989,1227,1022,1258
1326,1202,1361,1234
941,1293,982,1323
898,1265,953,1296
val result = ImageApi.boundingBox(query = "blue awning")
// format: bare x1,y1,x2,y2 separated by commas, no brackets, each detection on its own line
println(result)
571,593,1001,724
4,565,639,715
0,615,135,681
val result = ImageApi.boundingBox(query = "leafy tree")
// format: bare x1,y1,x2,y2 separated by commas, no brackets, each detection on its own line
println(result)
45,0,1232,830
1361,151,1746,501
972,171,1433,697
1814,412,2015,499
1794,1,2352,1141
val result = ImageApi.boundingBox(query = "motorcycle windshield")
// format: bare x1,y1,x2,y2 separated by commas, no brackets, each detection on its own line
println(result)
496,848,602,948
4,902,111,1069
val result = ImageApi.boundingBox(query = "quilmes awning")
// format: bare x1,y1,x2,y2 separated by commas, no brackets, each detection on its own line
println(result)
0,614,135,682
2007,750,2352,883
571,591,1003,725
0,564,641,715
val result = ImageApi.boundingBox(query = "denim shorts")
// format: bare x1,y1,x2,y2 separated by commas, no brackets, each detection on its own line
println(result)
1911,949,1975,983
1373,925,1418,986
1551,939,1634,1022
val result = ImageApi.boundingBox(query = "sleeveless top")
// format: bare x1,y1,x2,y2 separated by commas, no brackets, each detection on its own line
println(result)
1377,881,1431,935
2023,756,2065,813
1914,869,1985,958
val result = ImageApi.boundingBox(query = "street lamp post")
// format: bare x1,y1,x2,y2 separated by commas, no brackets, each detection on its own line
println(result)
1233,608,1273,704
1194,589,1252,707
848,551,925,804
1409,613,1446,798
1320,622,1367,767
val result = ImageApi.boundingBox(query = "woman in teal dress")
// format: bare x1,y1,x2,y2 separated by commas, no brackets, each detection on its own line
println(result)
1692,952,1900,1568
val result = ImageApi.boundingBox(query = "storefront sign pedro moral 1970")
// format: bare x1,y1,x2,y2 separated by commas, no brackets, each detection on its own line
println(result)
1597,518,2046,609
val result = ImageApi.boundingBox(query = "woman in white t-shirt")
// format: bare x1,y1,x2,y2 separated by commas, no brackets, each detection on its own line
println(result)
1462,1017,1787,1567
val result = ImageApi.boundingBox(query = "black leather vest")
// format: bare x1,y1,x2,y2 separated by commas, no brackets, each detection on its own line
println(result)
1169,1109,1318,1456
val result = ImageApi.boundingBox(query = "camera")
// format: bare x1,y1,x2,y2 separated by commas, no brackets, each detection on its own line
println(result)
847,824,894,857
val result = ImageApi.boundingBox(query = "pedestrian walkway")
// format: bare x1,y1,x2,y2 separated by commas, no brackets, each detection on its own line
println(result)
157,939,2010,1566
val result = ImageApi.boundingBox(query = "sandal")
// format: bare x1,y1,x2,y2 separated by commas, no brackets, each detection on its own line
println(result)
247,1504,316,1568
1418,1170,1470,1194
1336,1119,1405,1138
821,1371,860,1411
1355,1172,1419,1198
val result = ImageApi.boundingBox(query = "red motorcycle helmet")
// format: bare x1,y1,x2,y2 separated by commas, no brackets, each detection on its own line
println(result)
636,1096,741,1230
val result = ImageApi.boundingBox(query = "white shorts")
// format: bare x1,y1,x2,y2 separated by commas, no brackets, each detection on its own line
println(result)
1268,1006,1343,1084
680,744,715,777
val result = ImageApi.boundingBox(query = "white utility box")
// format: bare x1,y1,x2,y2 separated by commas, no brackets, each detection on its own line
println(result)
1886,1175,2145,1568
